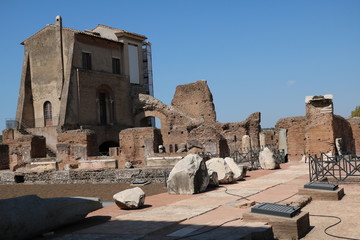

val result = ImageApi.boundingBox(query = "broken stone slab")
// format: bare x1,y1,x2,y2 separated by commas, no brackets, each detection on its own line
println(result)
208,171,219,187
0,195,102,240
206,158,234,184
113,187,146,209
224,157,246,181
167,154,209,194
259,147,280,170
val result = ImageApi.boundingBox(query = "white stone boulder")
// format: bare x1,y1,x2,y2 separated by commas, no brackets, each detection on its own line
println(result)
167,154,209,194
206,158,234,184
259,147,280,170
113,187,145,209
224,157,246,180
0,195,102,240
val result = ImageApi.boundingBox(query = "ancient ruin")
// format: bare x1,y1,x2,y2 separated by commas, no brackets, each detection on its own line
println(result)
275,95,359,161
0,16,359,179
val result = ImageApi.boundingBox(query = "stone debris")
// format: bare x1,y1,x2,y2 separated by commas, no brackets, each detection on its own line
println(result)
206,158,234,184
234,200,257,209
166,154,209,194
224,157,246,180
113,187,146,209
259,147,280,170
0,195,102,240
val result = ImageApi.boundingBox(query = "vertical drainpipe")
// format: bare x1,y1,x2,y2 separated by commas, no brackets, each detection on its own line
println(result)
56,15,65,100
76,68,80,125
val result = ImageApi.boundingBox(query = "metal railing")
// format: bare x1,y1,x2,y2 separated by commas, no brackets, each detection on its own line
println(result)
308,153,360,182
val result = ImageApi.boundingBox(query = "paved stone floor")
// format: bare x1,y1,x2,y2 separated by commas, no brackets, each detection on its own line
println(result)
45,162,360,240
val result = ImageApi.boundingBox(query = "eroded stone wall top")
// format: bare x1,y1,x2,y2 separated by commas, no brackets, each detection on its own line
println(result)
171,80,216,123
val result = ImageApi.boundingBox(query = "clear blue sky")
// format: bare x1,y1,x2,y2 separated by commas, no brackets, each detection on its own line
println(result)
1,0,359,130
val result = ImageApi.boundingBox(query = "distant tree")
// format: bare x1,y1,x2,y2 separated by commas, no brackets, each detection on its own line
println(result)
351,106,360,117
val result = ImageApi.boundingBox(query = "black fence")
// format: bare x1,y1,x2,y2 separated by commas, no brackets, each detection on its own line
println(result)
308,153,360,182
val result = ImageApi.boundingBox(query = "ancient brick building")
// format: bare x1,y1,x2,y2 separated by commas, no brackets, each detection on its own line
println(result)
275,95,356,161
13,16,153,153
119,80,261,167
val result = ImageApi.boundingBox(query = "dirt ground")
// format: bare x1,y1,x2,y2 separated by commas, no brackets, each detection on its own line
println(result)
0,182,167,202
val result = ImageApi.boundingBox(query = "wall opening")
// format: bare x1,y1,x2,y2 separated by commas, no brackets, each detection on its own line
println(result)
96,85,114,125
44,101,52,126
99,141,119,156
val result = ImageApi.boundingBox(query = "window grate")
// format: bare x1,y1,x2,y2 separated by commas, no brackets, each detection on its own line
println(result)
251,203,300,218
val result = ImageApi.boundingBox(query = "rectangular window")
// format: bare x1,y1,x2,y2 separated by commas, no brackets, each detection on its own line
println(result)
128,45,140,84
112,58,121,74
82,52,92,70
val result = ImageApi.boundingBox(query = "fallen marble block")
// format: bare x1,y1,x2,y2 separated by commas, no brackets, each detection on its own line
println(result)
167,154,209,194
0,195,102,240
206,158,234,183
113,187,146,209
224,157,246,180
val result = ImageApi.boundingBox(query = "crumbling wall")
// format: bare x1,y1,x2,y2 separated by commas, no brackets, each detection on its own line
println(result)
333,115,355,154
218,112,261,153
132,80,261,165
260,129,276,147
305,95,335,156
275,95,356,160
3,129,46,170
275,117,306,161
171,80,216,123
56,129,98,169
119,127,162,168
348,117,360,155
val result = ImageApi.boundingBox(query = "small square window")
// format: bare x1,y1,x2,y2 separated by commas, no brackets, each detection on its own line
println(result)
82,52,92,70
112,58,121,74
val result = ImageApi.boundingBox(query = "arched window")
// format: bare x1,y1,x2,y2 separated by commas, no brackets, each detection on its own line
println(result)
44,101,52,126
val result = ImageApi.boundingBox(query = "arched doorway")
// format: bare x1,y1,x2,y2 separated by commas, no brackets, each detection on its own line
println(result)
99,141,119,156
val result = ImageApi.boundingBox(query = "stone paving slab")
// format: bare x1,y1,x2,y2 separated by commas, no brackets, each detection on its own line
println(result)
55,162,323,240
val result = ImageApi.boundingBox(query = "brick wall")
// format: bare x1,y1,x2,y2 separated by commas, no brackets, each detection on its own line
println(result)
348,117,360,155
276,117,307,161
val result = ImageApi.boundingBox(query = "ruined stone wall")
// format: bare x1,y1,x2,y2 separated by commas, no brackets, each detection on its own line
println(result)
6,134,46,171
171,80,216,123
218,112,261,153
0,168,172,184
348,117,360,155
305,96,335,156
260,129,276,147
333,115,355,154
56,129,98,169
119,127,162,168
134,81,261,162
275,117,306,161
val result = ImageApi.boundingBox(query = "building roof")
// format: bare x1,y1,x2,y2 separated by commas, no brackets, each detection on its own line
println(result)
92,24,147,41
21,23,147,45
